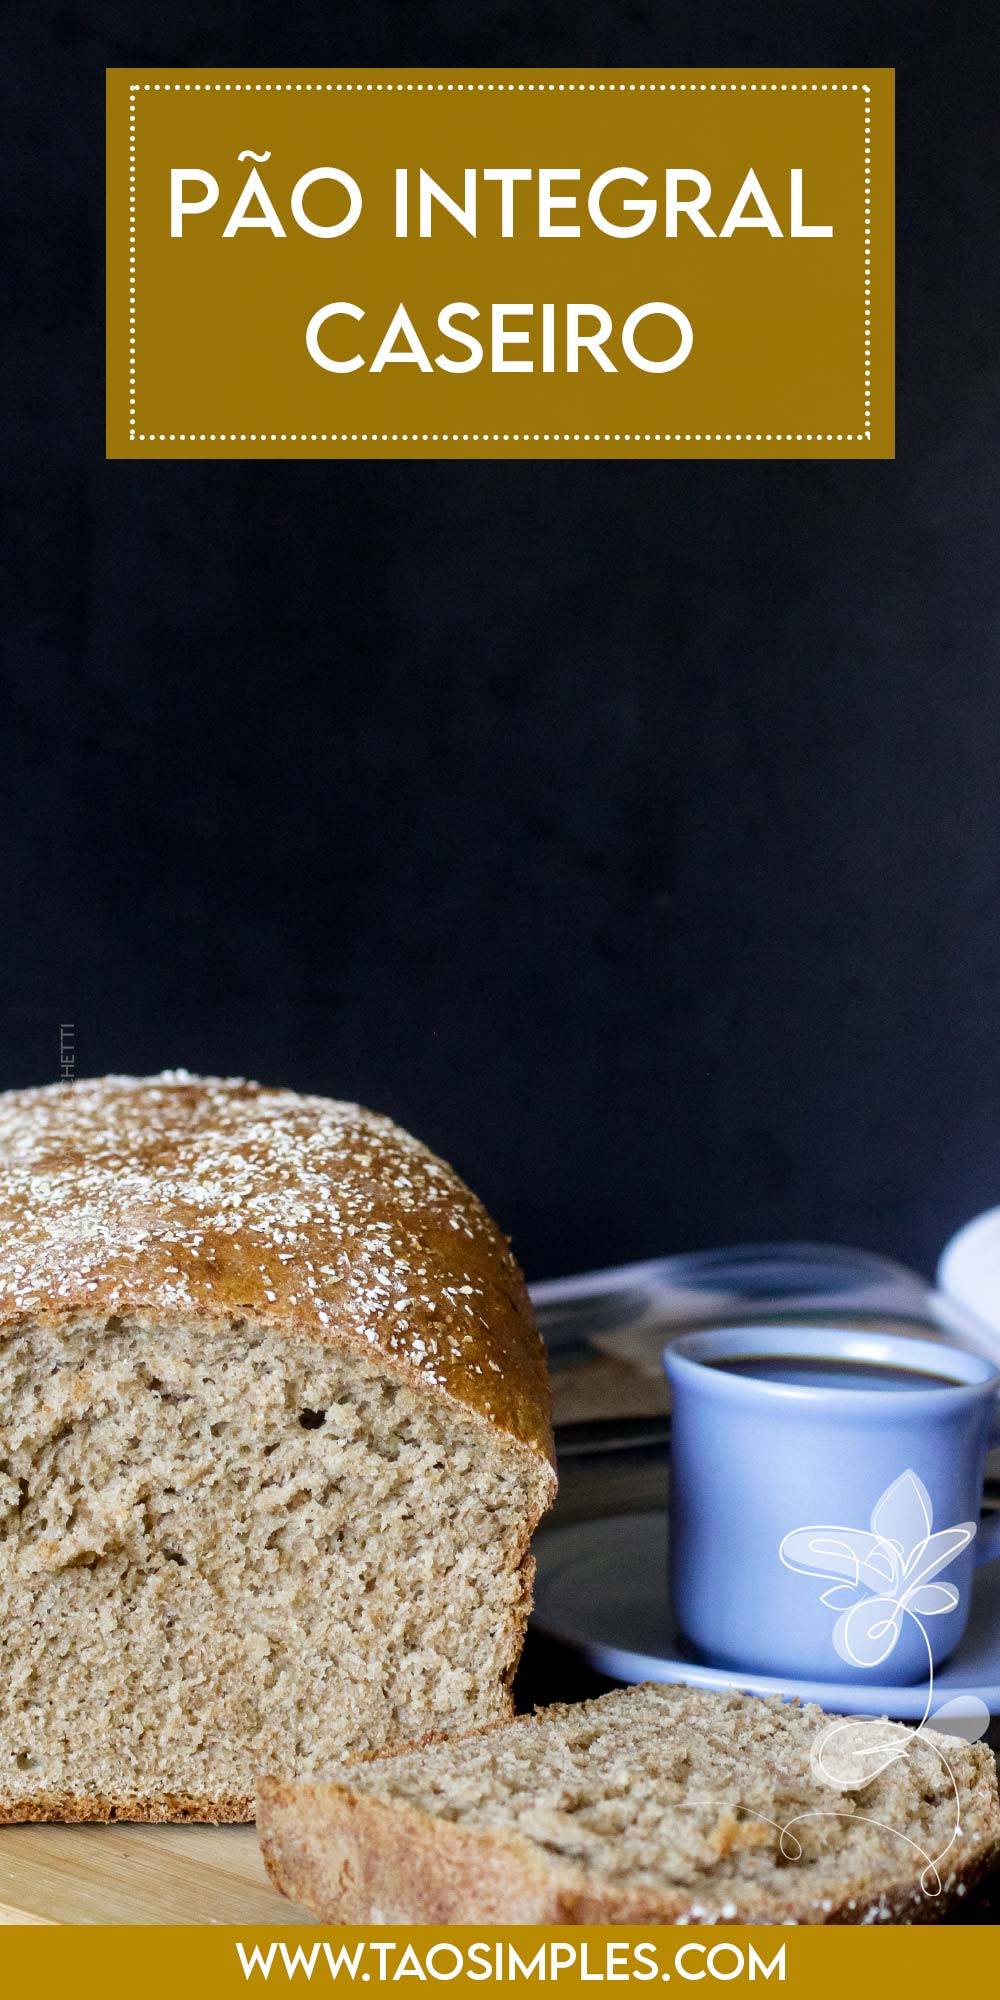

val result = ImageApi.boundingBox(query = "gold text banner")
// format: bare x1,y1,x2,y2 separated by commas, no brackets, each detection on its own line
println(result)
106,69,894,459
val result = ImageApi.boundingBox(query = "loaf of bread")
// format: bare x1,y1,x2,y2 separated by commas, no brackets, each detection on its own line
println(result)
258,1683,1000,1924
0,1073,555,1823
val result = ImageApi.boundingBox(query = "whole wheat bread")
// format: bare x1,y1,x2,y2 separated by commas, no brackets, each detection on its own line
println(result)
258,1683,1000,1924
0,1073,555,1823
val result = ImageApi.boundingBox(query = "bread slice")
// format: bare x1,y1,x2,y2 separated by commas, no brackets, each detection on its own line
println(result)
0,1074,555,1822
258,1683,1000,1924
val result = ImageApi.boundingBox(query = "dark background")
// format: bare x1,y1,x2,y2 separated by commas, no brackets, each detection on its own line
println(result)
5,5,1000,1287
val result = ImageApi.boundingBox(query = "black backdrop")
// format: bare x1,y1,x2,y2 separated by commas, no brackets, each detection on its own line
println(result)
5,5,1000,1286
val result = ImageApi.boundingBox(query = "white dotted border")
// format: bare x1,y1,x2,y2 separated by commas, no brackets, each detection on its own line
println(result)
126,77,876,450
128,90,136,433
863,87,872,429
130,80,871,94
132,432,868,443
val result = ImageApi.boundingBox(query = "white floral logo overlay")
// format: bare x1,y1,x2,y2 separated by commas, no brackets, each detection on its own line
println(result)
779,1469,974,1671
777,1470,989,1898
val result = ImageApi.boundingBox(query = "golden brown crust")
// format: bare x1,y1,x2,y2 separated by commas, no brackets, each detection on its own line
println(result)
0,1073,554,1473
257,1727,1000,1927
0,1791,255,1825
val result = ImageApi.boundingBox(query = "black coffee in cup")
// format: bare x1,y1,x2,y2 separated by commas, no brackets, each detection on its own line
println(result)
704,1354,962,1391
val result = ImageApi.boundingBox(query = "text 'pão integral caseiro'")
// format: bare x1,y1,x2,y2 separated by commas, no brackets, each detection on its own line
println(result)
171,162,833,377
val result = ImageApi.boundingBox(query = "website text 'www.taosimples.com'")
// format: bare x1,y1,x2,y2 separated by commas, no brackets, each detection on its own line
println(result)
235,1939,787,1987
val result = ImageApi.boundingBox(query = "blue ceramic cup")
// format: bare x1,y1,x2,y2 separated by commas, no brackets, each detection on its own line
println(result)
664,1324,1000,1685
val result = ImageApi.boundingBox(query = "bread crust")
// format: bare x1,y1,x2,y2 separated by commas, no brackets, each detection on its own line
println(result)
0,1074,555,1826
0,1073,555,1476
257,1712,1000,1927
0,1791,257,1825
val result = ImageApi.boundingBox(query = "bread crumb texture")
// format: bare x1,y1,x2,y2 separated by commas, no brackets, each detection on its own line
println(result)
259,1685,1000,1924
0,1075,554,1820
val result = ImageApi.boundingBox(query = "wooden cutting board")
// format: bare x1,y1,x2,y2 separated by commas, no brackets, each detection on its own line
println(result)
0,1824,314,1926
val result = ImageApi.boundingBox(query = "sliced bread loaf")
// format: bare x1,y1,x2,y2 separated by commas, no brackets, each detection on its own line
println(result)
0,1073,555,1822
258,1683,1000,1924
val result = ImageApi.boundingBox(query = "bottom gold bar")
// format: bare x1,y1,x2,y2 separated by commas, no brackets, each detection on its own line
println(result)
0,1924,995,1994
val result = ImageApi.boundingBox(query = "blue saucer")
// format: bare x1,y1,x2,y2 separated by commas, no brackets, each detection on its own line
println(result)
531,1511,1000,1720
